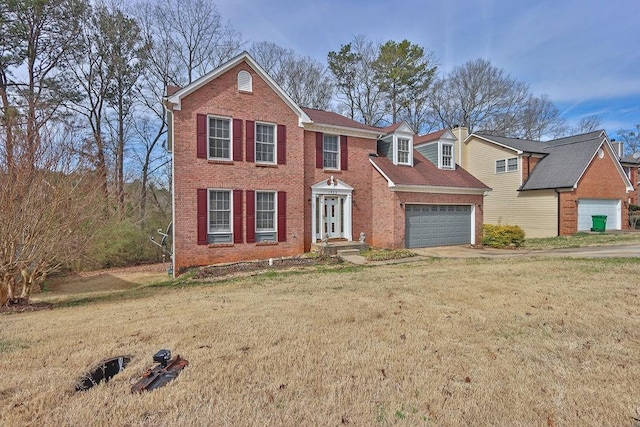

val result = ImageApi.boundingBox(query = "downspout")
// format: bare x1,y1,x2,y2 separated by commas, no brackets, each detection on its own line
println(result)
555,189,561,236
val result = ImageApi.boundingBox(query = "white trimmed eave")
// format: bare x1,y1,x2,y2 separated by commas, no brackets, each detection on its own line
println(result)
369,158,396,187
467,134,523,155
573,138,635,192
392,185,489,195
165,52,311,127
305,122,381,140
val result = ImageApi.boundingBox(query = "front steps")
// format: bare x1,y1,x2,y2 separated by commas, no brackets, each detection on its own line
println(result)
310,240,368,256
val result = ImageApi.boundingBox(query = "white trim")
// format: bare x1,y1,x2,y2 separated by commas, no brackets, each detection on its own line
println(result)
255,190,277,241
207,114,233,161
369,158,396,187
440,142,454,170
311,177,353,242
207,188,233,235
469,134,524,154
303,123,380,139
495,156,518,174
322,133,340,170
165,52,311,126
237,70,252,92
255,121,277,164
394,185,487,195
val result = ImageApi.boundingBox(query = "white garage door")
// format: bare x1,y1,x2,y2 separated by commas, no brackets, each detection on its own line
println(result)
577,199,621,231
405,205,472,248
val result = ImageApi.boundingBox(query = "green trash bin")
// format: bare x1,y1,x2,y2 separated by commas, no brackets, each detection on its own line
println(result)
591,215,607,232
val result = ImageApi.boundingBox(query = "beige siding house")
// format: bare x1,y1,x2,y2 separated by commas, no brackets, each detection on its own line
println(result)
456,129,636,237
462,134,558,237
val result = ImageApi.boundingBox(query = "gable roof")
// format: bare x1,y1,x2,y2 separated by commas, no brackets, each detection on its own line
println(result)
414,129,455,145
474,131,634,191
164,51,311,125
370,151,490,193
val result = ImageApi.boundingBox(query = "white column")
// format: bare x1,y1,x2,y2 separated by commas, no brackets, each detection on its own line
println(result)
318,195,325,242
311,195,317,243
345,193,353,241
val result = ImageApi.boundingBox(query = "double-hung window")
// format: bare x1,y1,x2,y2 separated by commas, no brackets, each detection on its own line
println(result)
323,134,339,169
209,190,232,242
398,138,410,164
256,123,275,163
256,191,276,241
208,117,231,160
442,144,453,169
496,157,518,173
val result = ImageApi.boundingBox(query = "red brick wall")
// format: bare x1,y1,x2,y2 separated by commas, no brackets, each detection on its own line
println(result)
172,62,305,272
302,131,377,249
522,156,542,183
558,147,631,235
370,166,484,247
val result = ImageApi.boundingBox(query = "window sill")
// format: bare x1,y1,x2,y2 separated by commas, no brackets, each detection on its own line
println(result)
238,90,253,95
322,169,342,173
256,241,278,246
207,243,234,248
256,163,278,168
208,159,233,165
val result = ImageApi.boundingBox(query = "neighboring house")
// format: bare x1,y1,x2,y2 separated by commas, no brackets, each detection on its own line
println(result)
164,52,489,274
459,129,637,237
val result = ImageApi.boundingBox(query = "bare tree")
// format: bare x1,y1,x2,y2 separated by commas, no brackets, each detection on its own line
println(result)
571,114,602,135
250,42,333,110
328,35,386,126
130,0,242,223
0,126,102,305
617,124,640,156
430,58,530,134
140,0,243,86
515,94,566,140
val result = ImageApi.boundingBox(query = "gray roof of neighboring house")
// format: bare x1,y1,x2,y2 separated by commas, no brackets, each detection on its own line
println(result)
477,131,611,190
475,133,549,154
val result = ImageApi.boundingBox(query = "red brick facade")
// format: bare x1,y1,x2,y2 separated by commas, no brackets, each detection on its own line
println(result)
172,62,305,271
556,146,633,235
169,55,488,273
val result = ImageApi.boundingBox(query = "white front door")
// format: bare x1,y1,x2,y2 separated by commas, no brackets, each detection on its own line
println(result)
324,196,341,238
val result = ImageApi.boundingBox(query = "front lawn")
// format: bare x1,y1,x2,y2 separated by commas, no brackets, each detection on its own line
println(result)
524,231,640,250
1,257,639,425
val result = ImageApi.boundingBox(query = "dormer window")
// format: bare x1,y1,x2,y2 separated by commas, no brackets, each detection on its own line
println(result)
441,143,453,169
237,70,252,92
398,138,410,165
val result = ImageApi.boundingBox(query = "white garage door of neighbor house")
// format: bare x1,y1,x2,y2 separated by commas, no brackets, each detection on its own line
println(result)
405,205,472,248
577,199,621,231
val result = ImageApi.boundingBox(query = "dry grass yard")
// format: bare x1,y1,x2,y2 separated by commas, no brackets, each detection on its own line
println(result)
1,257,640,426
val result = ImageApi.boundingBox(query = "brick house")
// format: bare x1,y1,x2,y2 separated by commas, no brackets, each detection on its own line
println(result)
164,52,489,274
459,129,637,237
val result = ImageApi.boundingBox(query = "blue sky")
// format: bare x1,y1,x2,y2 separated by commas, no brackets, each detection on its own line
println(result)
217,0,640,139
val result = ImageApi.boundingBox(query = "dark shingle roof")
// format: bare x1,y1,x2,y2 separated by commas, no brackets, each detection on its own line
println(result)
476,131,611,190
370,152,490,190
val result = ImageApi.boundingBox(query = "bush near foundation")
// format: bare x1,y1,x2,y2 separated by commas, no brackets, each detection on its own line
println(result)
482,224,525,248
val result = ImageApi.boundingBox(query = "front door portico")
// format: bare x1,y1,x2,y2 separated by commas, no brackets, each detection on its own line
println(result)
311,176,353,242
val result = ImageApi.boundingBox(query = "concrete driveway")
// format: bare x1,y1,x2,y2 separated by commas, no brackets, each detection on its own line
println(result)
413,244,640,259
